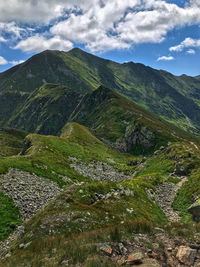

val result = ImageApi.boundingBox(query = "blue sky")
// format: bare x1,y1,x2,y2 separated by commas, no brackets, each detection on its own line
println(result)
0,0,199,76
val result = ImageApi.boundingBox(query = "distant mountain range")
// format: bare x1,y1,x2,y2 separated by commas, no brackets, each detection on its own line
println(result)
0,48,200,137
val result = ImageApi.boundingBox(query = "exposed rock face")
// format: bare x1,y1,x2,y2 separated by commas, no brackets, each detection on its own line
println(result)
188,200,200,222
0,168,62,220
110,123,156,153
124,123,156,152
69,157,131,182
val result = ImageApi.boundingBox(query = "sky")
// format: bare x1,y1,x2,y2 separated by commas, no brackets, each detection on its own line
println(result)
0,0,199,76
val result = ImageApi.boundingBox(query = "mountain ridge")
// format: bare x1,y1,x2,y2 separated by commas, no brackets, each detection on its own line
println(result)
1,48,200,136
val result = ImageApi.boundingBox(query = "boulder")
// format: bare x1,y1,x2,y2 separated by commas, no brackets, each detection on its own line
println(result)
188,200,200,222
176,245,197,265
126,251,144,264
100,244,112,256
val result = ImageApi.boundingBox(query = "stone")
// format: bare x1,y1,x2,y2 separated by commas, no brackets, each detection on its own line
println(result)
188,199,200,222
24,241,32,249
100,244,113,256
17,225,25,238
154,227,165,233
19,243,25,249
4,253,11,258
126,252,144,264
176,245,197,265
118,243,127,254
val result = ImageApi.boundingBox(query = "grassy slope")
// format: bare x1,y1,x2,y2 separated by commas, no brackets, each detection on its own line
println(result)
6,83,82,135
0,128,28,157
0,122,140,242
0,192,21,242
1,123,200,265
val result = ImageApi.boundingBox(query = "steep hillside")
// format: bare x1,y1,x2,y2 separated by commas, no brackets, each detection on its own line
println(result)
0,48,200,135
0,50,93,94
69,86,196,155
0,128,27,157
6,84,82,135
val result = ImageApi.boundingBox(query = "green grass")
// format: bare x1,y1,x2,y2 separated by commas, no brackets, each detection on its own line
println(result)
0,192,21,241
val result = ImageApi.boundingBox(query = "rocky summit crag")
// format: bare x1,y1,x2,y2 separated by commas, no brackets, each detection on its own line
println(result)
0,49,200,266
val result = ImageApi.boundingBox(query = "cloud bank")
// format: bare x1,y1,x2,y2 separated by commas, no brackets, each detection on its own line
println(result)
0,0,199,53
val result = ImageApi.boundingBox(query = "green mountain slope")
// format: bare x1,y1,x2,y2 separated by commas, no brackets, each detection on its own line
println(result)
0,128,28,157
0,48,200,135
6,84,82,135
69,86,195,155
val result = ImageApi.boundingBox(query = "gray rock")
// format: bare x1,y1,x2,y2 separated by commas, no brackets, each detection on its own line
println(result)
188,199,200,222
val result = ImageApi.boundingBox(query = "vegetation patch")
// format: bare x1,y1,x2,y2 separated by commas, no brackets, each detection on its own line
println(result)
0,192,21,241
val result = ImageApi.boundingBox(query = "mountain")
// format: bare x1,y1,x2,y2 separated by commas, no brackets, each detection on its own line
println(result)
2,84,195,155
69,85,195,154
0,48,200,135
7,83,82,135
1,48,200,266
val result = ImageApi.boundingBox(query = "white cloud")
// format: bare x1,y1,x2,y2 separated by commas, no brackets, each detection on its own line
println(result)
0,56,8,65
170,38,200,52
4,0,200,53
187,48,195,54
0,0,76,24
14,35,73,53
9,60,25,65
157,56,174,61
0,22,27,42
0,36,6,42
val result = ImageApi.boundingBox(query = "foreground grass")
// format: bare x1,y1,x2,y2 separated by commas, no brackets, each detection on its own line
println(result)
0,192,21,241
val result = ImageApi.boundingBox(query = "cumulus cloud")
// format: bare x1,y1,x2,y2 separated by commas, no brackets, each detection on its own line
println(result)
2,0,200,53
0,56,8,65
14,35,73,53
187,49,195,54
157,56,174,61
50,0,200,52
0,0,76,24
170,38,200,52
